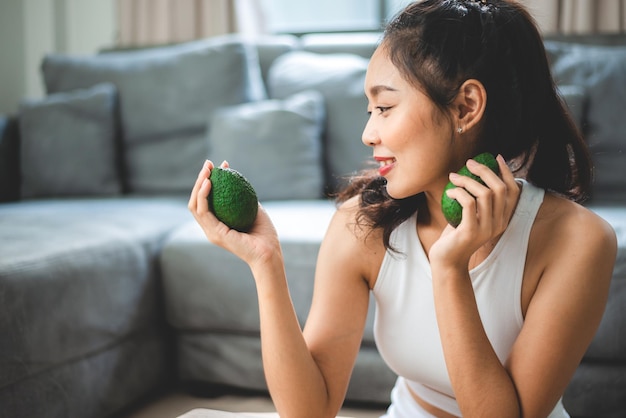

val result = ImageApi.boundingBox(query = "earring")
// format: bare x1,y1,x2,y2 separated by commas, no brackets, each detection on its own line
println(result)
457,127,463,134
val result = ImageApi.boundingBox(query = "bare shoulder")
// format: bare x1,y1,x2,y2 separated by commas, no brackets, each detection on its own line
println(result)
321,195,386,288
537,194,617,250
531,193,617,285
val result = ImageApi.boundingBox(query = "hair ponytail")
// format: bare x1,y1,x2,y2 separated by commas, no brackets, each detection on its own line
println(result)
495,1,592,202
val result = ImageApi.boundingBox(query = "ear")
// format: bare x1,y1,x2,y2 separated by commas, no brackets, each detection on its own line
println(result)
453,79,486,133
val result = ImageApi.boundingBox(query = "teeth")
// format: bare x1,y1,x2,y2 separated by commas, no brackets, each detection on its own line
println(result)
379,158,396,167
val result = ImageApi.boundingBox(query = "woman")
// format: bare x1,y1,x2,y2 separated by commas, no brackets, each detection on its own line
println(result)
188,1,617,417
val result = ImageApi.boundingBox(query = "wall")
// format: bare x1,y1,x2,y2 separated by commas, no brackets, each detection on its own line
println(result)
0,0,116,115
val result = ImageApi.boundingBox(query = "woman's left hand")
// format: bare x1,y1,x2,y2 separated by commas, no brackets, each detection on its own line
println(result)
429,154,521,270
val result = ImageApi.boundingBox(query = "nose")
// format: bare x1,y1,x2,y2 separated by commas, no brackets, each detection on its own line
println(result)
362,118,379,147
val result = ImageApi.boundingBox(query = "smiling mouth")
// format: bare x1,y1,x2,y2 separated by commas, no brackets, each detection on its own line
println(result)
378,158,396,168
376,157,396,176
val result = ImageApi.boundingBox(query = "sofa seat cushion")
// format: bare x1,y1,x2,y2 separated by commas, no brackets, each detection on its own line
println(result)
161,200,346,333
175,333,395,405
161,199,393,402
0,197,189,391
162,199,378,345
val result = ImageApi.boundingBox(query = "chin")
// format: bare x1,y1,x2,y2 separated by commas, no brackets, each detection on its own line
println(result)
384,180,423,201
385,184,412,200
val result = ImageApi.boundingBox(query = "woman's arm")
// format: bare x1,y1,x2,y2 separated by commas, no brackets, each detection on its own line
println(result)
188,161,373,417
266,197,374,417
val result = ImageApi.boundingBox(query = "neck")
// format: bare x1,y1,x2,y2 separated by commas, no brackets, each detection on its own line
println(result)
418,185,451,232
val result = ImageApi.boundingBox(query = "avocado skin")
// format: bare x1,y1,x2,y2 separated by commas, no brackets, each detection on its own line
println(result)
441,152,500,228
208,167,258,232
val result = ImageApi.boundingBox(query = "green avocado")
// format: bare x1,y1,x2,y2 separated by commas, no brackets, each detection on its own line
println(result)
441,152,500,228
208,167,258,232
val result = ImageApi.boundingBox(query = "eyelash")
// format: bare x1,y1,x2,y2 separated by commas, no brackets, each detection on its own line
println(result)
368,106,391,116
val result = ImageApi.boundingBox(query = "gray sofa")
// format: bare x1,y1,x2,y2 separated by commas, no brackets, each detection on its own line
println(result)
0,32,624,418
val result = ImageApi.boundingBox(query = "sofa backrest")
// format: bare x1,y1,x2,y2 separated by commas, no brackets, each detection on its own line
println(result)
1,32,624,204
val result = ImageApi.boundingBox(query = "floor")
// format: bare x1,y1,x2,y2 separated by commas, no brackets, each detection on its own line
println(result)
127,390,387,418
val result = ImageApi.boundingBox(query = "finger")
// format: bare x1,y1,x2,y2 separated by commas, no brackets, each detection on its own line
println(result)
189,160,213,210
220,160,229,169
496,154,518,191
465,158,500,188
446,186,478,225
449,170,489,198
496,154,521,225
196,176,211,214
463,158,506,224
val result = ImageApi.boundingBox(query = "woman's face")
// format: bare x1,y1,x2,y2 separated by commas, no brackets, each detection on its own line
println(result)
363,46,463,199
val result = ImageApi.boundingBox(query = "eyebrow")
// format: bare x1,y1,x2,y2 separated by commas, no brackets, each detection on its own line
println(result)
367,85,398,97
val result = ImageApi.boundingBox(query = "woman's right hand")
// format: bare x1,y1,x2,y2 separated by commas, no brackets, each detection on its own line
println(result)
188,160,283,272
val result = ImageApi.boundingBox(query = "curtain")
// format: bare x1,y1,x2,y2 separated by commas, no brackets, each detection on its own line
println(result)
115,0,266,47
116,0,626,47
522,0,626,34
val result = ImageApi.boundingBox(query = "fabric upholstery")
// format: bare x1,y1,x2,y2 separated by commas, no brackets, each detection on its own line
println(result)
254,35,300,87
0,197,189,417
0,115,20,202
19,83,120,199
41,35,266,194
545,41,626,203
0,327,169,418
268,51,371,192
564,363,626,418
162,201,337,332
161,200,396,404
207,90,326,201
176,334,395,405
300,32,380,59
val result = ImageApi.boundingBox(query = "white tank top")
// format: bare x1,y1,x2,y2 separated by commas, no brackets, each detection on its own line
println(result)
373,181,567,417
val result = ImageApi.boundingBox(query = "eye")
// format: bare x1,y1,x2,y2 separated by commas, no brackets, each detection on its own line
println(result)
366,106,392,116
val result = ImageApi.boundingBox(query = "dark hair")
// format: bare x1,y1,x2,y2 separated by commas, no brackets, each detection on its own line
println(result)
337,0,592,250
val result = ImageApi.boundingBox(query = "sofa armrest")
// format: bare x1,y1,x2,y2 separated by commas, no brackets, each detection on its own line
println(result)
0,114,20,202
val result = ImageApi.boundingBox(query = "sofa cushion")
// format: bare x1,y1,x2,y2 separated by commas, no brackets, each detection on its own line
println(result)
161,200,392,402
19,83,121,199
545,42,626,204
161,200,338,333
42,35,266,194
268,51,371,193
0,197,189,393
0,115,20,202
207,90,326,201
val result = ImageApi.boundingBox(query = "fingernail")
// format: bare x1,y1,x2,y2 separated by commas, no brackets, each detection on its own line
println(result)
449,172,461,181
203,160,210,169
466,159,478,168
